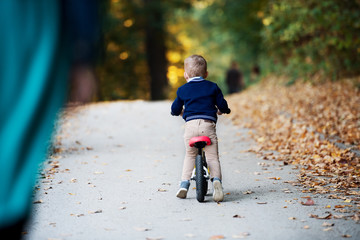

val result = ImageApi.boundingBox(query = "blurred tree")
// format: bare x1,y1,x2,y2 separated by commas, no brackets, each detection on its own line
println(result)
97,0,190,101
262,0,360,80
166,0,267,94
143,0,168,100
97,0,360,101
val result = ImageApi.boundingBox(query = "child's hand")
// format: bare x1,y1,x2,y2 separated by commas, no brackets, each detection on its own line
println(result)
217,110,223,115
180,109,184,116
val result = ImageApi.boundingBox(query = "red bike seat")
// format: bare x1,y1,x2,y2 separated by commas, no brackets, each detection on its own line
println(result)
189,136,211,147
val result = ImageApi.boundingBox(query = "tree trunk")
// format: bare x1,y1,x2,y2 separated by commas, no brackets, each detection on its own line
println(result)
143,0,168,100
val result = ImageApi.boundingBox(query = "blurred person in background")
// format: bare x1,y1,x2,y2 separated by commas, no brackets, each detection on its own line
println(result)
0,1,100,238
225,61,244,94
250,64,260,84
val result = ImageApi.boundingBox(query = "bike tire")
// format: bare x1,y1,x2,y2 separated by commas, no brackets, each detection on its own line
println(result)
195,154,206,202
202,154,208,196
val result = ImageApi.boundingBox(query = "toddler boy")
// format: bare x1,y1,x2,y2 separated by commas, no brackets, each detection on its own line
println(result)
171,55,231,202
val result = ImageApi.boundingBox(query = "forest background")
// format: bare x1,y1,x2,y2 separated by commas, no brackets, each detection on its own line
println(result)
89,0,360,101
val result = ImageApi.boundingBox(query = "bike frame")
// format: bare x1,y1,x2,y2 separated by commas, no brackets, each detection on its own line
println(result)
190,147,210,181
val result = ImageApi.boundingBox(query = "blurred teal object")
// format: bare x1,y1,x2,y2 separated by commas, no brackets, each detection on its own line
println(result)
0,0,69,229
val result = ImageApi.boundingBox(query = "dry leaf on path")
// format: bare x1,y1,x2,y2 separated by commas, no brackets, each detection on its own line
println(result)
88,210,102,214
232,232,250,238
242,190,254,195
301,198,315,206
209,235,225,240
134,227,151,232
322,222,334,227
309,213,332,219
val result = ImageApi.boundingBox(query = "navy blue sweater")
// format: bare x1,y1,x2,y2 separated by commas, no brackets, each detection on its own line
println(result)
171,77,231,123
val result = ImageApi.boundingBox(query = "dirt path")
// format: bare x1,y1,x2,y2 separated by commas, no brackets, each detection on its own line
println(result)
23,101,359,240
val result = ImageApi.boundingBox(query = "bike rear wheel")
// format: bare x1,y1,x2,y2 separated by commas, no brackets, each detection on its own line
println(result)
195,154,207,202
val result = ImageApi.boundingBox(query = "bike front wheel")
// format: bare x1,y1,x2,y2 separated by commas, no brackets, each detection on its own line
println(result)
195,154,207,202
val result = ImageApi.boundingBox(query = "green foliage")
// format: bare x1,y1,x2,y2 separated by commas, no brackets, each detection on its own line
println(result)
262,0,360,80
96,0,360,101
166,0,266,94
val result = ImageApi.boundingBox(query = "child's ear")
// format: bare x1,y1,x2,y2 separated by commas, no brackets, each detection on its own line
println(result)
184,71,189,80
204,71,208,78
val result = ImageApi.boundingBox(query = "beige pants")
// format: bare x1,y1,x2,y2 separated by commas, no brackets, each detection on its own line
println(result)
181,119,222,181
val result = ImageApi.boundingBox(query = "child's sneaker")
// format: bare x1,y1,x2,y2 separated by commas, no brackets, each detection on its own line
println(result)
176,180,190,199
212,178,224,202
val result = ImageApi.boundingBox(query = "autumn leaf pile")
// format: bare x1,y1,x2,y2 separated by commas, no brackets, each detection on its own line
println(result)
228,77,360,200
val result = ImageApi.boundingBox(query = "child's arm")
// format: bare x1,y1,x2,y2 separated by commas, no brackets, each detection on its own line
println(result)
171,90,184,116
215,85,231,114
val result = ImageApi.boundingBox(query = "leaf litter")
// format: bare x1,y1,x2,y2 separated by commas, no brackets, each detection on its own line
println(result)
228,78,360,221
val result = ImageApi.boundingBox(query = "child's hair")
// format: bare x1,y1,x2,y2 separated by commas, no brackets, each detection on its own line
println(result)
184,55,207,78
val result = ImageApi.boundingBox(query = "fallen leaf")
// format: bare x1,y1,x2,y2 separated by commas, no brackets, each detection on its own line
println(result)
146,237,163,240
242,190,254,195
323,227,332,231
232,232,250,238
89,210,102,214
134,227,151,232
335,205,345,208
70,213,84,217
268,177,281,180
342,234,352,238
303,225,310,229
288,217,296,220
209,235,225,240
309,213,332,219
322,222,334,227
233,215,244,218
33,200,43,204
119,207,126,210
301,198,315,206
157,188,168,192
